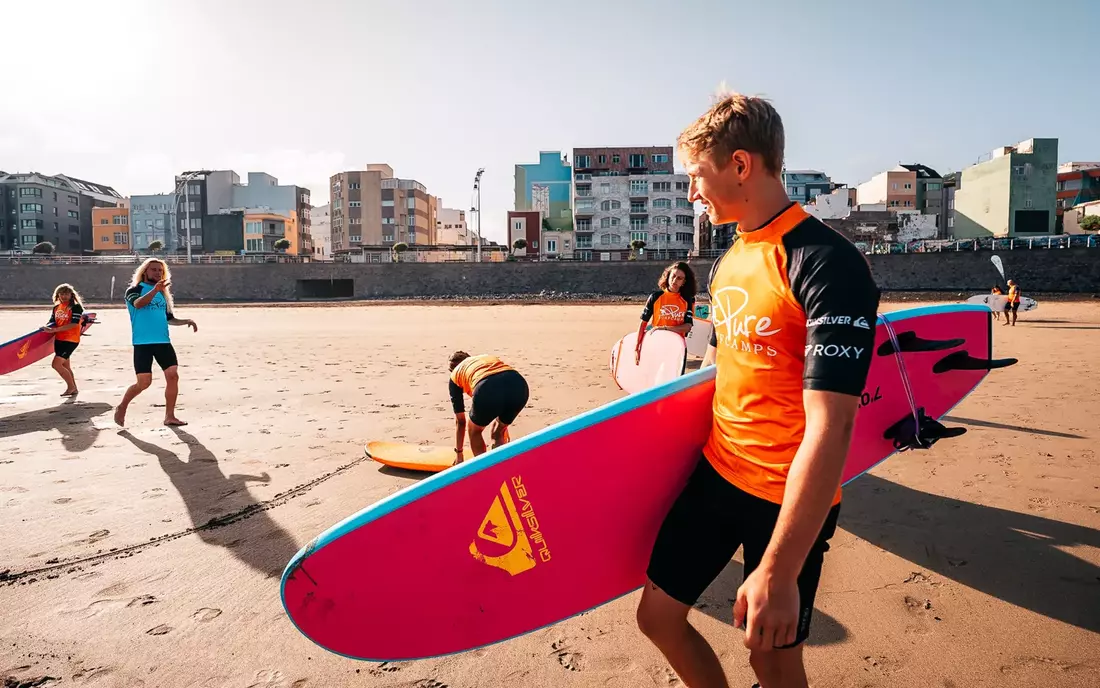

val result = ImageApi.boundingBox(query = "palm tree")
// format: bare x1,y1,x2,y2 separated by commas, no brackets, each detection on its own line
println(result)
273,238,291,252
392,242,409,263
32,241,55,255
512,238,527,257
148,240,164,253
630,239,647,259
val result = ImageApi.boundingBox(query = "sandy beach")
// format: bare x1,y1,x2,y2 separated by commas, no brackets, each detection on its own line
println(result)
1,300,1098,688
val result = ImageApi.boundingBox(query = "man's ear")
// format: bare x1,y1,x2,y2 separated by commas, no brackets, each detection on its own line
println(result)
731,150,753,181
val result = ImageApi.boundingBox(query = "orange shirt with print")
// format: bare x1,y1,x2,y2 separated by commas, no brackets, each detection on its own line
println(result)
704,204,880,506
50,304,85,344
450,354,514,396
1007,285,1020,304
642,290,694,330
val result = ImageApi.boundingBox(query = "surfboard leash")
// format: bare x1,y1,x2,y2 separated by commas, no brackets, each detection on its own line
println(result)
878,312,923,447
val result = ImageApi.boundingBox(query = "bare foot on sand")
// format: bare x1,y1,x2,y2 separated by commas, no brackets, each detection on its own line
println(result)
113,407,127,427
164,417,188,427
61,389,78,397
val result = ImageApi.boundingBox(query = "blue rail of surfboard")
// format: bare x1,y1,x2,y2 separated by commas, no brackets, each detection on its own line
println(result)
281,303,991,583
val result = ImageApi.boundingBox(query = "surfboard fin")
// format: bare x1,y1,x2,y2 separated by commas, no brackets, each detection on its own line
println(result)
883,407,967,451
931,351,1019,374
877,331,966,356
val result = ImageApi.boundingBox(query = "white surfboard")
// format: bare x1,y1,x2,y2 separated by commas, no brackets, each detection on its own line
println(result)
966,294,1038,312
608,329,686,394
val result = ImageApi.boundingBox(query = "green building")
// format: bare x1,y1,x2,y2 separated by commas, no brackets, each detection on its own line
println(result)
952,138,1058,239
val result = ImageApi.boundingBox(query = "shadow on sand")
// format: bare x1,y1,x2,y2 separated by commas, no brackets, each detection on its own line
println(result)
694,560,849,647
841,474,1100,634
943,415,1086,440
0,400,111,452
119,427,299,579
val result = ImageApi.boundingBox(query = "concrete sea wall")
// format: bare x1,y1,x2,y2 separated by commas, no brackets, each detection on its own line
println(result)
1,248,1097,303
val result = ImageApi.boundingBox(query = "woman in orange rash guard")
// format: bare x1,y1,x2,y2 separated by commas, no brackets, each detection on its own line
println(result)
634,261,698,373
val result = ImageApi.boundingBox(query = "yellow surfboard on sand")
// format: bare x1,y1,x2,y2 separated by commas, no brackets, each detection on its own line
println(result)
365,441,468,473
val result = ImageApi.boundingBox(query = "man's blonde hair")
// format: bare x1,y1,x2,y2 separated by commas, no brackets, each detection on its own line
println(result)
677,89,785,176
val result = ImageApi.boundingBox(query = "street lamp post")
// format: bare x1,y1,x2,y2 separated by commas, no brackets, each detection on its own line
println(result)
472,168,484,263
173,170,209,264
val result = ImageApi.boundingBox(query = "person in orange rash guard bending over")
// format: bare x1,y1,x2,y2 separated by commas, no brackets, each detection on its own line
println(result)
635,261,698,374
448,351,530,465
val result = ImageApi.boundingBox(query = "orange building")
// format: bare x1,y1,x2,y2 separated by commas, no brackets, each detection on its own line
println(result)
92,204,130,252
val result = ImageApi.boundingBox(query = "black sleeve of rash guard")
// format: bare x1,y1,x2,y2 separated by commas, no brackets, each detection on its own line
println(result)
449,380,465,414
785,220,881,397
639,290,661,322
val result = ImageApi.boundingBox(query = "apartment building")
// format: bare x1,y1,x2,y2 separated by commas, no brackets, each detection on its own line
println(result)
507,211,541,258
783,170,832,204
572,147,694,259
310,203,332,260
515,151,573,233
856,167,919,210
92,204,131,253
329,164,438,253
243,213,290,252
172,170,312,255
898,164,945,235
129,194,176,250
0,172,122,253
437,207,470,245
952,138,1058,238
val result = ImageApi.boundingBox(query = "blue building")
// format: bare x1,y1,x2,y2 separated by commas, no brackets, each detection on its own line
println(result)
783,169,832,204
129,193,176,250
514,151,573,232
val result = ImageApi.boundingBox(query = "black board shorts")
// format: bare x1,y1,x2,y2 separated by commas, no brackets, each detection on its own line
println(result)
53,340,78,359
133,343,179,375
647,456,841,648
469,369,529,428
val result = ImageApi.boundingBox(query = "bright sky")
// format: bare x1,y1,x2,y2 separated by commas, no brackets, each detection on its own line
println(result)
2,0,1095,245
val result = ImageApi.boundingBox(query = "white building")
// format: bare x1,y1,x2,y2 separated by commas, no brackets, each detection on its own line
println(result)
310,203,332,260
436,207,470,245
571,147,696,259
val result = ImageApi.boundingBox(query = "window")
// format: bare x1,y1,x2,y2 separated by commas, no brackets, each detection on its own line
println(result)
599,183,611,194
948,216,954,228
246,221,261,234
652,215,671,225
576,155,590,168
113,215,128,225
20,219,43,230
576,219,591,231
904,200,912,207
1024,199,1033,208
653,182,671,192
546,239,557,253
382,217,395,224
676,181,689,192
600,233,617,245
652,198,672,209
350,201,361,207
904,183,913,190
406,197,416,209
246,238,264,252
676,232,693,243
948,199,954,210
631,231,648,242
349,217,362,224
652,154,669,164
676,215,694,226
575,184,591,197
514,221,522,231
382,200,394,207
113,232,127,245
600,200,621,211
629,180,648,195
68,210,79,219
629,154,645,167
68,195,79,204
926,182,941,191
576,199,594,211
407,216,415,226
382,233,394,242
349,235,362,243
19,188,42,198
612,154,620,164
630,218,647,231
20,203,43,213
630,202,647,213
598,155,606,164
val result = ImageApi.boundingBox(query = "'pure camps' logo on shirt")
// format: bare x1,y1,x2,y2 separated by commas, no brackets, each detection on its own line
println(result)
711,286,781,358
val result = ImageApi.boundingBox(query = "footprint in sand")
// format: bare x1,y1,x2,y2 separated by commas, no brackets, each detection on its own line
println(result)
53,497,72,504
79,529,110,545
145,624,172,636
192,607,222,622
127,595,158,607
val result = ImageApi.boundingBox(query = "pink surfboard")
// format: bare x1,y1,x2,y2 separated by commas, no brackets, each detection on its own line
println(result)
281,304,1015,662
0,312,97,376
608,329,686,394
